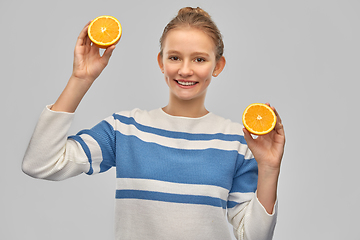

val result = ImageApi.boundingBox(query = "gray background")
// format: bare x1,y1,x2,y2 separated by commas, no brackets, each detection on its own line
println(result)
1,0,359,239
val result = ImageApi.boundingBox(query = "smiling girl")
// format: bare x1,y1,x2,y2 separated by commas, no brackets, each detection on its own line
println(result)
23,7,285,240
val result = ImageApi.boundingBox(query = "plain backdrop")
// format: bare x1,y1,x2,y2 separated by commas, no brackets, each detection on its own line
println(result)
1,0,359,239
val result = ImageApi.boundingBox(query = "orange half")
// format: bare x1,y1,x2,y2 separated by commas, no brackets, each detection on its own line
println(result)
88,15,122,49
242,103,277,135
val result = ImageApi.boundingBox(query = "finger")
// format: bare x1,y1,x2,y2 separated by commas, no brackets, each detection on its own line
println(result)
85,24,92,48
265,103,284,135
84,35,91,48
102,45,116,62
242,128,255,146
273,107,282,126
272,109,285,136
265,102,282,124
89,42,100,55
275,120,285,136
265,102,279,121
76,21,92,47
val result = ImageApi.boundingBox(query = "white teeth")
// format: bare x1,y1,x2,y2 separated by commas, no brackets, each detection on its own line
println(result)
177,81,196,86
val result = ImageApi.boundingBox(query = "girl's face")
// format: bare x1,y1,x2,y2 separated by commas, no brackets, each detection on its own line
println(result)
158,27,225,103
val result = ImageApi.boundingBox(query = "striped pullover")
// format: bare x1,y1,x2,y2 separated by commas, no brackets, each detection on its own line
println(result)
22,105,277,240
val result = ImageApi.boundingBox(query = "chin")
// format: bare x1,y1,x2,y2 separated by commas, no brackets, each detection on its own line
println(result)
176,96,195,101
175,93,205,102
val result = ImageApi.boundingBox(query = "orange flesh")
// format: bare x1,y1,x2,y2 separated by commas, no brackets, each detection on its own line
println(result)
243,104,276,135
89,17,121,46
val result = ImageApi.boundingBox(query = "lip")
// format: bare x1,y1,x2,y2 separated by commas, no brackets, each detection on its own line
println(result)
174,79,199,89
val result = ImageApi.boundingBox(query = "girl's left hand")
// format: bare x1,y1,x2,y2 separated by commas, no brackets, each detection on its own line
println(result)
243,103,285,172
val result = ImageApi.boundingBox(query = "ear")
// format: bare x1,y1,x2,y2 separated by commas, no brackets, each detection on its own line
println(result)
212,56,226,77
157,52,164,73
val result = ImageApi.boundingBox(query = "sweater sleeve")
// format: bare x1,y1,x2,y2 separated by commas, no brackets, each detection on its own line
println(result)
227,147,278,240
22,105,91,180
228,192,278,240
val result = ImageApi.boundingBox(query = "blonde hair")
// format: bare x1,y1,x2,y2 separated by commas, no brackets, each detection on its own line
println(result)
159,7,224,61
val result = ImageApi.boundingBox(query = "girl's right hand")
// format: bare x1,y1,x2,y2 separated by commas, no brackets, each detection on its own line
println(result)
72,21,116,84
50,22,116,113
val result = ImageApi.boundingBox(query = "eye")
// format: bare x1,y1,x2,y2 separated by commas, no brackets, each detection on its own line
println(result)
194,57,205,63
169,56,179,61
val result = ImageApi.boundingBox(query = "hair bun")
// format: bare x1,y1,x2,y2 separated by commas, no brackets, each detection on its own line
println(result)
177,7,211,18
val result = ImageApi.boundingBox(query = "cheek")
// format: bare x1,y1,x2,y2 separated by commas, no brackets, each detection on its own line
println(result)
163,64,178,78
163,67,175,86
199,65,215,80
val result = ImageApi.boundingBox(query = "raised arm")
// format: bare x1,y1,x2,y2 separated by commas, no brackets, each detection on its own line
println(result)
22,21,116,180
51,21,116,113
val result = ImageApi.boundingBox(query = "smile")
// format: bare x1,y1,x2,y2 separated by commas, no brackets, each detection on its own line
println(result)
175,80,198,86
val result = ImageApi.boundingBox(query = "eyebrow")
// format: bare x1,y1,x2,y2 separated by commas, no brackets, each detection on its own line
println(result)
166,50,210,57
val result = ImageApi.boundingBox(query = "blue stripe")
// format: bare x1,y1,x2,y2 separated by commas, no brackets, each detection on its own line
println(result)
113,114,247,143
77,120,116,173
116,189,227,209
68,135,93,175
115,132,255,191
69,120,116,174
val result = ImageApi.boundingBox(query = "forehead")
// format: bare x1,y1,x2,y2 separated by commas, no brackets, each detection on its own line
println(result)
163,27,216,55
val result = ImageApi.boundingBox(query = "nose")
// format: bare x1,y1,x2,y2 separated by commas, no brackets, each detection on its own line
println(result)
178,60,193,77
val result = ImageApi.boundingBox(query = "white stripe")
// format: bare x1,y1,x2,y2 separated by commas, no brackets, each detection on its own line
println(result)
78,134,103,174
114,109,238,135
115,199,231,239
239,144,254,160
228,192,254,205
117,178,229,201
112,108,244,137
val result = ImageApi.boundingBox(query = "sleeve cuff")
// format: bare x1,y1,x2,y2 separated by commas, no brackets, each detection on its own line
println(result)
46,104,75,115
255,190,278,216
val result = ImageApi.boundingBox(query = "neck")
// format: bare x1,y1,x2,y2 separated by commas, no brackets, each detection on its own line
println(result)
163,95,209,118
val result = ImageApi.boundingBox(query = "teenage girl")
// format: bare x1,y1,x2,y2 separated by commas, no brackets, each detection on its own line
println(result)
23,7,285,240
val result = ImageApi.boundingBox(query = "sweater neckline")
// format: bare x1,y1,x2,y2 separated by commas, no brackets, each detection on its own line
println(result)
158,108,212,120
